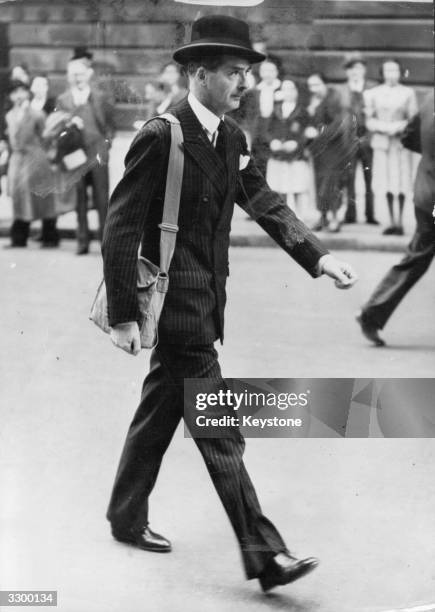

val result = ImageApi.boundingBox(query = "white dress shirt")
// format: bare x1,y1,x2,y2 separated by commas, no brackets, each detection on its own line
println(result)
188,92,222,144
71,86,91,107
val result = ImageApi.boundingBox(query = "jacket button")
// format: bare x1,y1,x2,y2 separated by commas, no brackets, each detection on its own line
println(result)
202,196,209,203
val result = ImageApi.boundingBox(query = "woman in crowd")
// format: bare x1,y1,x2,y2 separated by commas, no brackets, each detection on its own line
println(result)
30,74,59,245
4,80,56,248
266,79,311,218
30,74,56,115
364,59,418,235
306,72,356,232
1,66,31,195
251,59,281,177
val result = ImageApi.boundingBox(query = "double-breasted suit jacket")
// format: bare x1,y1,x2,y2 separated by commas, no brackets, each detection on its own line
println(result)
102,97,329,345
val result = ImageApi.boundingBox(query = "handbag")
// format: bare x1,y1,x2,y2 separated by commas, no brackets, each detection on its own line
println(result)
54,123,88,171
89,112,184,348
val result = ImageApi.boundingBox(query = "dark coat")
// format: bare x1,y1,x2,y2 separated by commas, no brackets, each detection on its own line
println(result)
336,80,377,139
267,102,310,162
401,90,434,215
308,87,356,163
56,88,116,149
102,97,328,345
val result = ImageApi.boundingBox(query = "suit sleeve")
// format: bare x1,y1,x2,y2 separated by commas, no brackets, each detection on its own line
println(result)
101,120,168,326
235,131,329,277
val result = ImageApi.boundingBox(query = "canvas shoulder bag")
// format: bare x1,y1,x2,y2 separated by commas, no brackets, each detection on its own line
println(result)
89,112,184,348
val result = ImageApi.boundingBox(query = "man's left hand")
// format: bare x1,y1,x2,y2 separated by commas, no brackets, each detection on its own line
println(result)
318,254,358,289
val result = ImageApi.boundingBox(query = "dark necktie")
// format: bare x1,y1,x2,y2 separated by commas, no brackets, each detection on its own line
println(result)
214,121,226,162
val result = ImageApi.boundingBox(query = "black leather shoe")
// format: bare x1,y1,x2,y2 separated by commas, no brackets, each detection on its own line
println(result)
356,311,385,347
76,246,89,255
112,526,172,553
259,553,319,592
366,218,380,225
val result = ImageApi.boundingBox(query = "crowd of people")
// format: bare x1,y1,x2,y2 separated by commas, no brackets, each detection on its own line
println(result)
0,44,422,252
227,51,419,234
0,47,115,253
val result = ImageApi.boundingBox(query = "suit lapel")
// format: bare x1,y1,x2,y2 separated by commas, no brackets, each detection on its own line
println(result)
176,100,227,199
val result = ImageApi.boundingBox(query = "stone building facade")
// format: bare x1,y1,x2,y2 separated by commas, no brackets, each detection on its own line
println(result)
0,0,432,128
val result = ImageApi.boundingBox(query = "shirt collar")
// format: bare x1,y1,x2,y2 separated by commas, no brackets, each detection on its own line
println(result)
188,92,221,138
348,80,364,93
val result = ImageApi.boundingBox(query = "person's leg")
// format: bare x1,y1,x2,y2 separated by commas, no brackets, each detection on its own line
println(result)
383,191,396,234
107,349,182,533
76,178,89,254
360,142,377,223
311,158,329,231
343,151,357,223
41,218,60,247
158,343,288,580
9,219,30,247
89,162,109,242
362,208,435,330
397,193,406,234
285,191,296,211
292,192,308,220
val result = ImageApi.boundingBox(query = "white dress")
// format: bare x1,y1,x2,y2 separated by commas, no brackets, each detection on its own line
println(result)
364,83,418,196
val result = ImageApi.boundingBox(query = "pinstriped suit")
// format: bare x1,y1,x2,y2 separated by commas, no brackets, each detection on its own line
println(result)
102,97,328,578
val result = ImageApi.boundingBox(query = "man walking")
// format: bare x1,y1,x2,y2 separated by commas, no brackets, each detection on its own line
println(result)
338,52,378,225
57,54,115,254
357,90,434,346
102,16,357,592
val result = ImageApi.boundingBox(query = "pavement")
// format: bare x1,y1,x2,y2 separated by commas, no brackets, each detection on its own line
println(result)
0,131,418,253
1,241,434,612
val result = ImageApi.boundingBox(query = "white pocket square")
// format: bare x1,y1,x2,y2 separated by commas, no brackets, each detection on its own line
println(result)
239,154,251,171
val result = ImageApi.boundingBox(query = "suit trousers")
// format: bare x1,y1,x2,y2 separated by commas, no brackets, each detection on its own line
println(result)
344,140,375,222
76,161,109,249
106,343,287,579
363,208,435,328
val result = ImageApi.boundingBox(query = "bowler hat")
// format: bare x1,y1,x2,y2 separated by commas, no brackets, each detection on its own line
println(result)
173,15,265,65
343,52,366,69
71,46,93,62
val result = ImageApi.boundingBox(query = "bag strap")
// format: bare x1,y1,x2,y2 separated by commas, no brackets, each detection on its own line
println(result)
154,112,184,275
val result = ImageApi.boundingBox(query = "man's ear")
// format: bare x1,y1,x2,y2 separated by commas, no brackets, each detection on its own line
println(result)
197,66,207,84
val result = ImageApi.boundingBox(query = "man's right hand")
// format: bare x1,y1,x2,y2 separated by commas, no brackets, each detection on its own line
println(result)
110,321,141,356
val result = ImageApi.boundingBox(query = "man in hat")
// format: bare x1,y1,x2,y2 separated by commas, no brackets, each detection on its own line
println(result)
102,15,357,592
56,54,115,254
338,51,378,225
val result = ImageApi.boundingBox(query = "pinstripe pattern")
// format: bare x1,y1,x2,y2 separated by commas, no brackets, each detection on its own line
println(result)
101,98,329,344
107,344,287,579
104,97,330,579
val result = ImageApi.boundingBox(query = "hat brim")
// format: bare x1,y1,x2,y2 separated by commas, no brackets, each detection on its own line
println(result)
173,42,265,65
